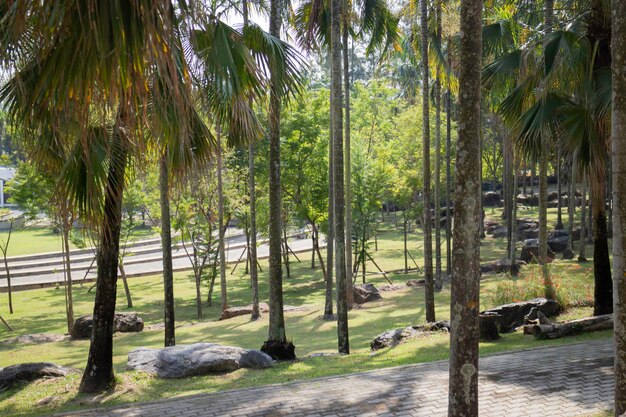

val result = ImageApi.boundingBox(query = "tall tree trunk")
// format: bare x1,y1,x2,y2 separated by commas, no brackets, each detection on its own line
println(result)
420,0,435,322
342,5,354,309
433,0,442,291
540,0,555,299
504,130,514,254
332,0,349,354
243,0,260,321
326,60,335,320
160,155,175,347
446,89,452,277
579,171,588,261
591,167,613,315
567,156,577,253
611,1,626,409
79,126,128,394
448,0,482,413
509,151,518,266
556,144,564,229
216,125,228,313
262,0,291,359
62,223,74,334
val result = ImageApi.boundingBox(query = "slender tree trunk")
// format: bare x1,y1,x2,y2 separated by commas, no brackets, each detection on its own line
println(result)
567,157,577,253
448,0,482,413
446,89,452,277
262,0,290,358
79,126,128,394
420,0,435,323
160,155,175,347
504,131,514,253
433,0,442,291
118,264,133,308
404,211,409,273
62,224,74,334
332,0,349,354
342,6,354,309
556,144,564,229
216,124,228,313
1,221,13,314
611,2,626,409
540,0,555,300
509,152,518,266
591,168,613,315
194,244,203,319
579,171,588,261
326,65,335,320
243,0,260,321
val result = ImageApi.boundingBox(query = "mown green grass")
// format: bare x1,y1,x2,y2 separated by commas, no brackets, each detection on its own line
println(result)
0,207,612,416
0,226,158,257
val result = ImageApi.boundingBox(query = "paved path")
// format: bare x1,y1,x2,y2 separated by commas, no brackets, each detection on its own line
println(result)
58,338,614,417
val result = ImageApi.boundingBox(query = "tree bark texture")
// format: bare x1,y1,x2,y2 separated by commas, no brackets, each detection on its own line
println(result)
160,155,175,347
420,0,435,323
342,9,354,309
446,89,452,276
612,1,626,410
217,126,228,313
447,0,482,415
332,0,349,354
266,0,287,344
79,127,128,393
591,170,613,315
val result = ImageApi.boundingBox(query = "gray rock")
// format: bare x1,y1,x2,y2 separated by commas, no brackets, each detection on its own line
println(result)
220,303,269,320
127,343,273,378
406,279,425,287
481,298,561,333
71,312,144,339
353,283,383,304
371,321,450,351
1,333,68,345
483,191,502,207
0,363,76,390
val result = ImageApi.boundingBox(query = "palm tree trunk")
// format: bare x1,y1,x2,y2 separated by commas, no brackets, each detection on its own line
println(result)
420,0,435,322
556,144,564,229
262,0,292,360
332,0,349,354
448,0,482,412
62,222,74,334
579,171,588,261
540,0,555,299
433,0,442,291
342,6,354,309
216,124,228,313
591,166,613,315
243,0,260,321
445,89,452,277
326,55,335,320
160,155,175,347
611,3,626,409
79,127,128,394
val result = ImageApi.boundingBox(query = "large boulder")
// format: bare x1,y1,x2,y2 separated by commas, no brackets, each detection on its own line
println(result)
370,321,450,351
483,191,502,207
481,298,561,333
0,363,76,390
353,283,382,304
548,230,570,253
220,303,270,320
480,259,523,275
492,226,508,239
71,312,144,339
520,241,555,263
127,343,273,378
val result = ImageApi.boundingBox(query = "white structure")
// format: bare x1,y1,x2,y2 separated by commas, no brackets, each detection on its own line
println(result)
0,166,15,207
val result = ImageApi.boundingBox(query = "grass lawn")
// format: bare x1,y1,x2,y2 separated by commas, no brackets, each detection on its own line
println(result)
0,226,158,257
0,206,613,416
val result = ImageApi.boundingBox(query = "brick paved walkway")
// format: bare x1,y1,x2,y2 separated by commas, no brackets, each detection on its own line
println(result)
58,338,614,417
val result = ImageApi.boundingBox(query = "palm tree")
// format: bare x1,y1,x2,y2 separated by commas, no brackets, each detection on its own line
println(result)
261,0,306,360
612,0,626,411
483,0,613,314
448,0,482,414
420,0,435,323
